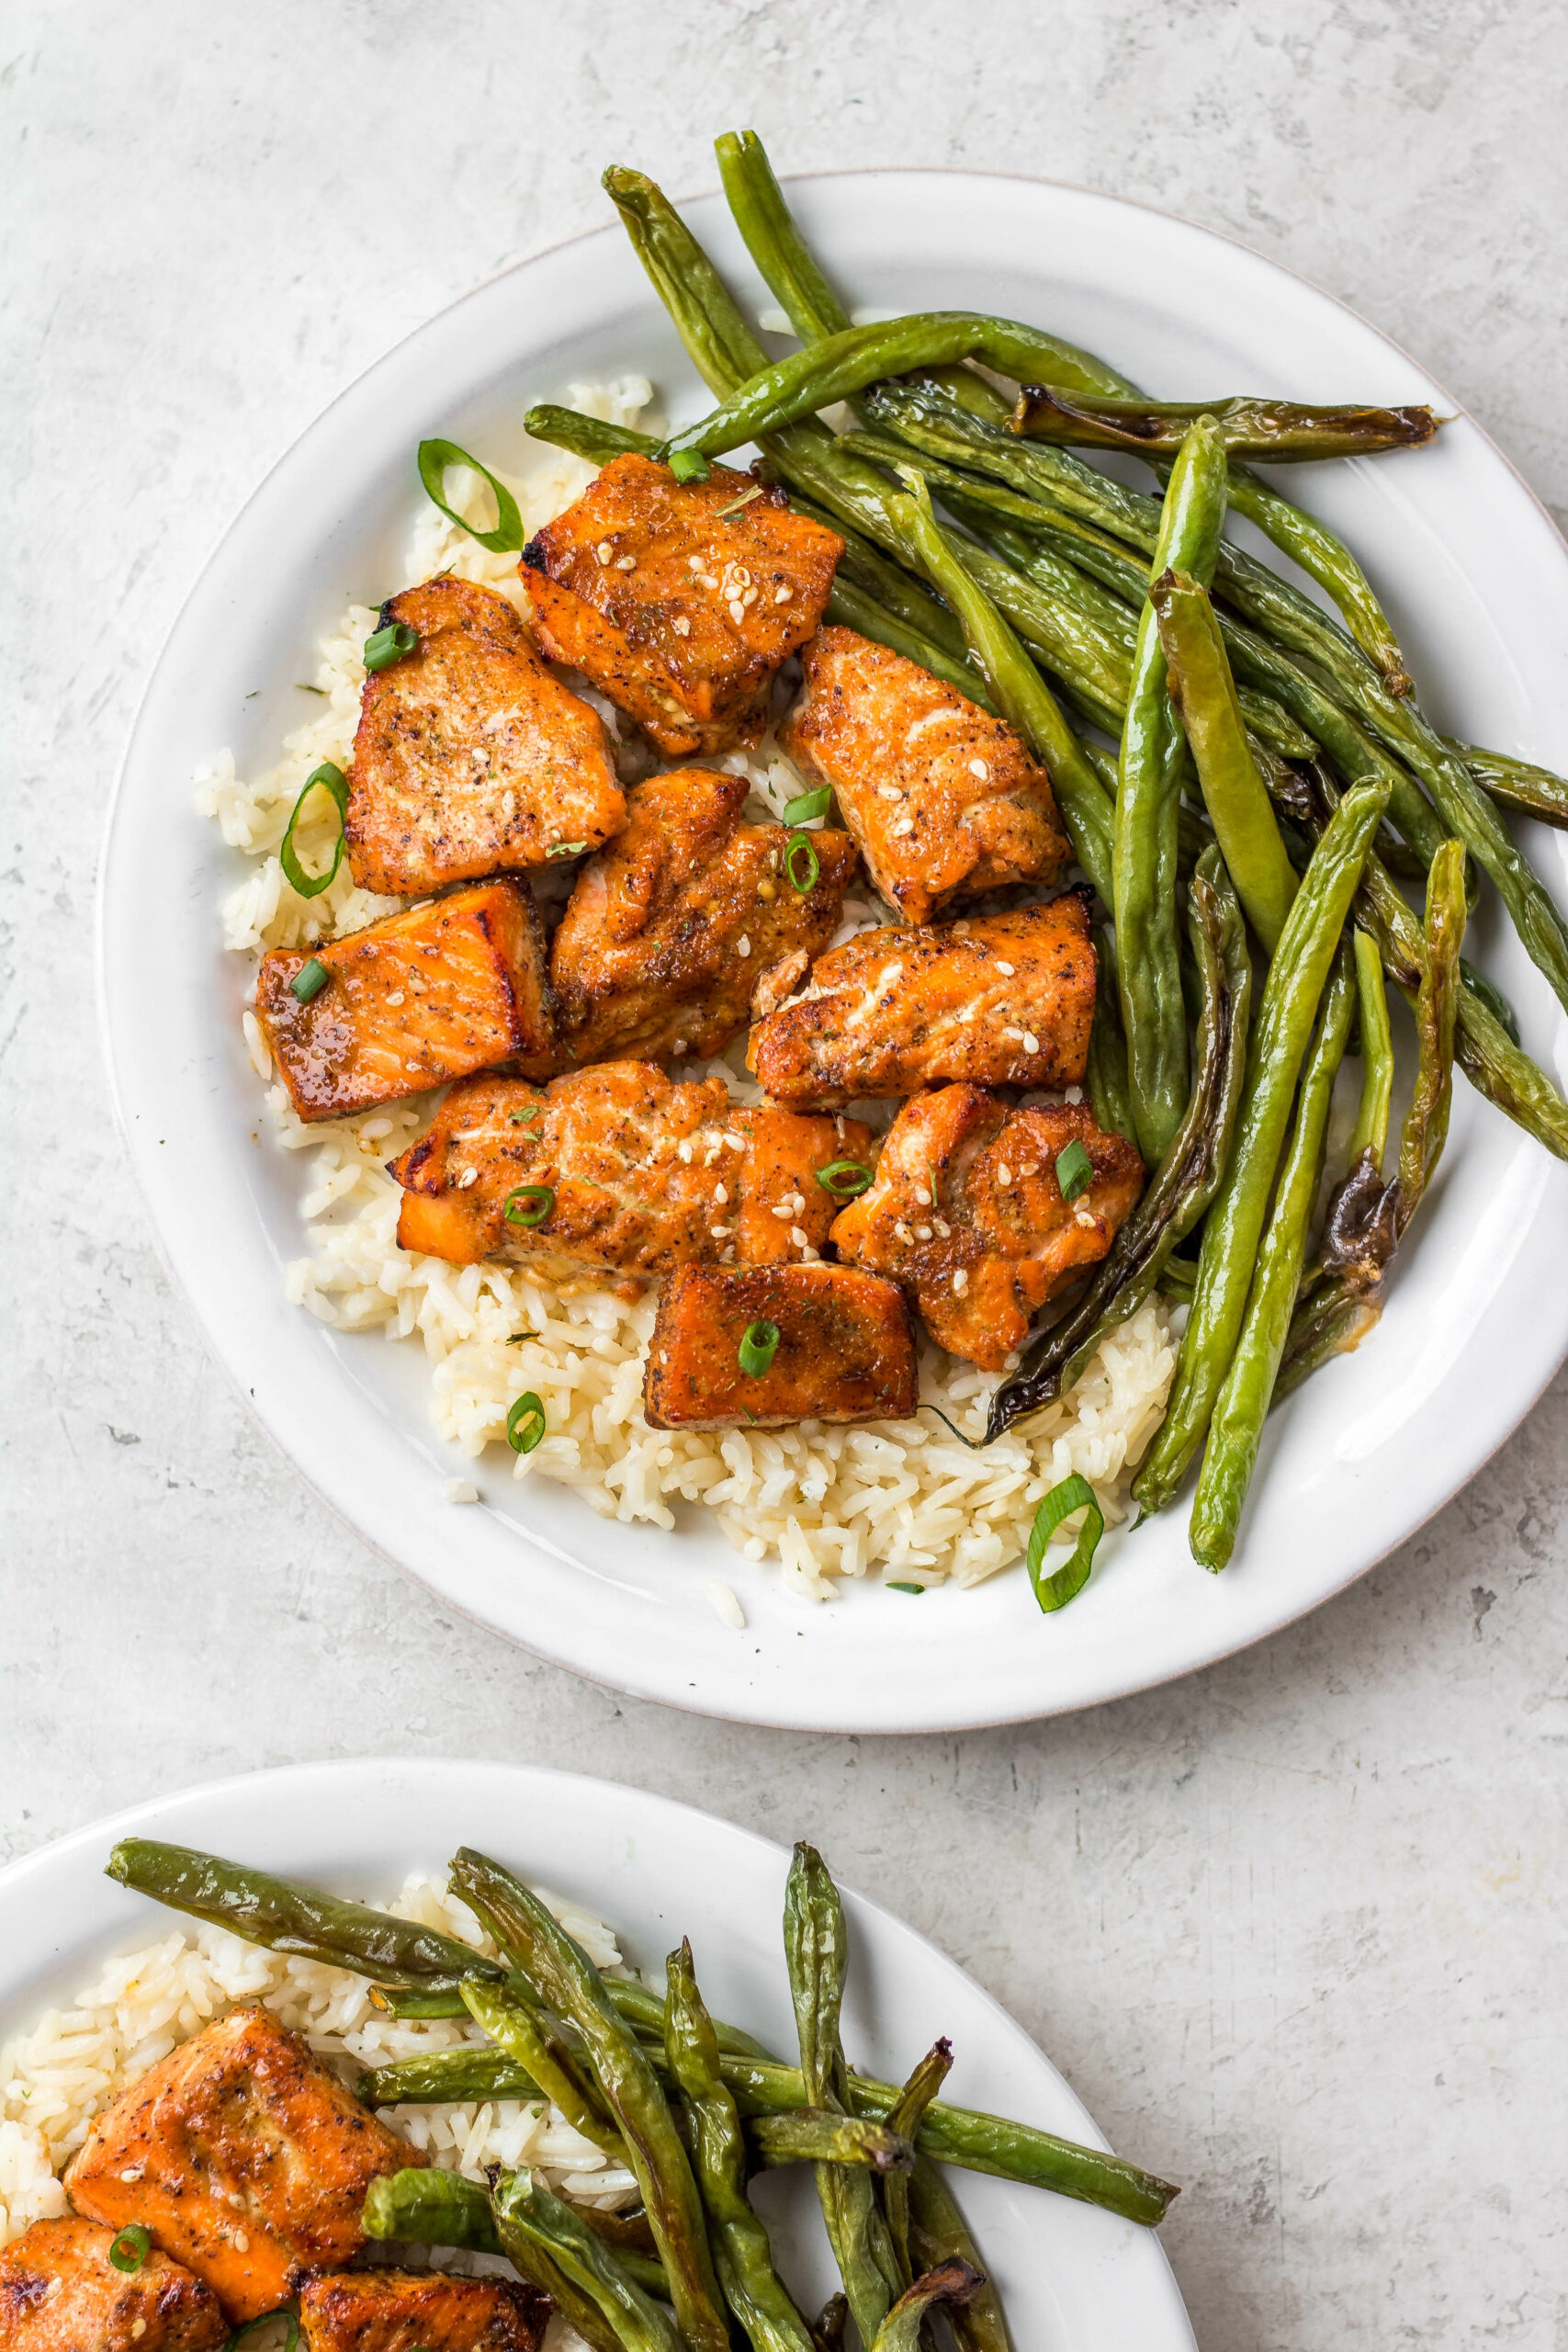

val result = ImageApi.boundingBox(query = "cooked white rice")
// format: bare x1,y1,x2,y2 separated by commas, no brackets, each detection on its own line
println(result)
0,1871,636,2345
195,377,1177,1603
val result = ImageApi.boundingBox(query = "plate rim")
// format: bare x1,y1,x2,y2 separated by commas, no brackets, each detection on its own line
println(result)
0,1754,1196,2348
94,166,1568,1733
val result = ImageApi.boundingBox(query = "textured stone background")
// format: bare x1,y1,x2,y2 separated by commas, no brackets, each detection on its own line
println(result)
5,4,1566,2344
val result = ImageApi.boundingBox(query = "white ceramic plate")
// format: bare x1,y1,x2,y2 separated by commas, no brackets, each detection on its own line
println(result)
98,172,1568,1729
0,1758,1193,2347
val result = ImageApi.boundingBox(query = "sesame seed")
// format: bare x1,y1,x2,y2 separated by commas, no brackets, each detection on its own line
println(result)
774,584,793,603
953,920,971,933
742,585,759,605
131,2322,148,2342
457,1167,479,1191
678,1140,694,1162
698,571,719,589
738,934,751,957
724,1132,746,1149
615,554,637,570
731,565,752,588
710,1223,732,1238
772,1202,795,1219
233,2231,250,2253
672,616,691,637
704,1144,721,1166
385,989,405,1007
119,2165,144,2183
934,1216,952,1238
895,1221,913,1242
997,1165,1011,1185
892,817,915,836
688,554,705,571
968,758,989,779
995,960,1015,976
713,1183,728,1204
915,1224,932,1240
729,598,747,624
597,540,614,564
1020,1161,1039,1178
877,784,901,800
914,1186,931,1206
1075,1206,1098,1227
790,1225,809,1247
1023,1033,1040,1054
1001,1025,1023,1043
660,1351,669,1366
953,1268,969,1295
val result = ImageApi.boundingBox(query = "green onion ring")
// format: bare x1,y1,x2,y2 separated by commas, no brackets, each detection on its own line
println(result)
417,437,528,552
278,761,349,899
1026,1474,1105,1614
782,786,831,826
815,1158,873,1199
502,1184,555,1228
668,447,712,484
886,1581,927,1596
363,620,419,672
784,832,819,896
289,956,330,1006
506,1391,547,1454
109,2223,152,2274
1054,1138,1094,1204
547,840,589,859
737,1317,781,1377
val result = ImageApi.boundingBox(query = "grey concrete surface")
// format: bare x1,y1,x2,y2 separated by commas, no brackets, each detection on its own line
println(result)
4,5,1566,2345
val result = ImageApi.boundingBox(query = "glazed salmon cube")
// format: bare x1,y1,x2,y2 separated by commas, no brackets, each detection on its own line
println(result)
643,1261,918,1430
65,2007,424,2323
750,895,1096,1108
390,1066,872,1283
522,454,842,755
0,2215,227,2350
780,626,1071,923
830,1086,1145,1370
255,879,553,1120
526,766,857,1073
345,576,624,896
299,2267,547,2350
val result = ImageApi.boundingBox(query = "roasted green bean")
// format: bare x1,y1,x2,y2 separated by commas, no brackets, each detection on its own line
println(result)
882,2041,953,2288
523,404,659,465
1449,739,1568,830
363,2165,669,2298
665,1939,817,2352
450,1849,730,2352
715,130,850,346
908,2159,1010,2352
1348,930,1393,1171
750,2112,914,2171
1134,777,1390,1512
1396,839,1466,1226
1188,944,1358,1568
869,2261,986,2352
1014,386,1438,460
1086,929,1138,1148
1114,414,1228,1162
492,2168,682,2352
1152,569,1298,952
461,1977,627,2161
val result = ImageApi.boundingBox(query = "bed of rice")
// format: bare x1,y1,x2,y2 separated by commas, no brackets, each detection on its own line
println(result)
0,1873,636,2343
194,377,1177,1607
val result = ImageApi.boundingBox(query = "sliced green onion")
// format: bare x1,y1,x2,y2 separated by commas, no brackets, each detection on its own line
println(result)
109,2223,152,2274
782,786,831,826
508,1106,543,1125
1026,1474,1105,1614
547,840,589,859
714,482,765,518
1055,1138,1094,1204
278,761,349,899
417,437,527,552
289,956,330,1005
738,1318,781,1377
668,447,712,484
508,1329,538,1344
506,1391,547,1453
503,1184,554,1228
363,620,419,672
816,1158,873,1199
886,1581,927,1596
784,832,820,896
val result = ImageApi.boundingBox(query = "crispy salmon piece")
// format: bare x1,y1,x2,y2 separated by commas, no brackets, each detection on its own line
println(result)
391,1065,872,1283
64,2007,424,2324
522,454,842,755
525,767,857,1073
256,880,553,1120
750,895,1096,1108
644,1262,918,1430
0,2215,227,2350
830,1086,1145,1370
780,627,1071,924
299,2267,547,2351
345,576,624,896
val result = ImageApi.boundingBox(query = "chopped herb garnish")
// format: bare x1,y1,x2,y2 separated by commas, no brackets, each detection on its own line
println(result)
782,786,831,826
886,1581,927,1596
816,1158,873,1199
279,761,349,899
784,831,819,896
1026,1473,1104,1613
1055,1138,1094,1203
503,1184,555,1227
109,2223,152,2274
508,1329,537,1344
507,1106,543,1125
714,482,765,518
547,841,589,859
295,682,326,695
507,1391,547,1453
363,620,419,672
737,1318,781,1378
417,436,527,551
289,956,330,1005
